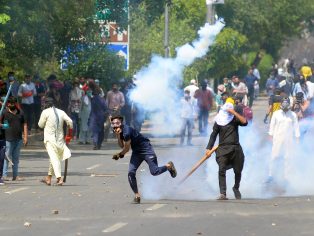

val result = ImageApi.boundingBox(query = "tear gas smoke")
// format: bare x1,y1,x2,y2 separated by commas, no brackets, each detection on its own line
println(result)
140,117,314,200
130,20,225,136
130,18,314,200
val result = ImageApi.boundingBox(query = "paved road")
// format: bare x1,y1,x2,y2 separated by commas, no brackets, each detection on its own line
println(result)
1,96,313,236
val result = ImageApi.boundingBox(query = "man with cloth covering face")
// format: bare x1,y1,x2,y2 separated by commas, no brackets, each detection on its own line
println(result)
206,97,248,200
110,115,177,204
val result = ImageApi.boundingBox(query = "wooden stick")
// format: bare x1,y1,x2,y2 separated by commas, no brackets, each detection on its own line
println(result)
179,145,218,185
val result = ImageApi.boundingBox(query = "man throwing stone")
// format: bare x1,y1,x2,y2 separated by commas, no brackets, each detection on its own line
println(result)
110,115,177,203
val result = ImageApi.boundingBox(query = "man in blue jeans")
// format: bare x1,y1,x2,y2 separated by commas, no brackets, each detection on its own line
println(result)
2,97,28,181
110,115,177,204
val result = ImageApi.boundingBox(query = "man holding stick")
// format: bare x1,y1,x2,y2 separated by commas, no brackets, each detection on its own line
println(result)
38,97,73,186
206,98,247,200
110,115,177,204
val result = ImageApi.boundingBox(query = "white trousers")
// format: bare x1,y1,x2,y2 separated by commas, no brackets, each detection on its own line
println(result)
45,142,68,178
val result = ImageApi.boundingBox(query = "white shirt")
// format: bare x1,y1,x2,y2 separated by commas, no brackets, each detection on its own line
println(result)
18,82,37,104
38,107,73,146
269,109,300,158
181,98,196,119
293,82,309,99
184,84,199,99
253,68,261,80
306,81,314,99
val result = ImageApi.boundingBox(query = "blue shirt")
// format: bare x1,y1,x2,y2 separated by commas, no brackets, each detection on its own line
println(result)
244,74,257,89
121,125,155,155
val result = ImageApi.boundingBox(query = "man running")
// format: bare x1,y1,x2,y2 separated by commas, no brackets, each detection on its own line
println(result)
110,115,177,204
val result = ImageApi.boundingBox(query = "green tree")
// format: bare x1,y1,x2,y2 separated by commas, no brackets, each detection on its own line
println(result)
65,44,125,89
0,0,96,73
216,0,314,59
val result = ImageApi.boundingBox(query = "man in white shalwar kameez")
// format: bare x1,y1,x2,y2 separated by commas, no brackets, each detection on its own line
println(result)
38,97,73,185
268,97,300,185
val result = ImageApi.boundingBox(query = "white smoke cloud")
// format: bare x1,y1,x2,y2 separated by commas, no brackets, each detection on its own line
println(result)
130,20,225,136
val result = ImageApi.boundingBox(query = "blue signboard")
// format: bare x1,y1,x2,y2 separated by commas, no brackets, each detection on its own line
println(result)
107,44,129,70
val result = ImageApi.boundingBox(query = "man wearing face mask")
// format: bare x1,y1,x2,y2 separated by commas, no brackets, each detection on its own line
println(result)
18,74,37,135
180,90,196,145
268,98,300,187
110,115,177,204
1,97,28,181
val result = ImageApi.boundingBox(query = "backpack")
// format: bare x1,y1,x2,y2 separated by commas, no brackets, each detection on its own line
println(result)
242,105,253,121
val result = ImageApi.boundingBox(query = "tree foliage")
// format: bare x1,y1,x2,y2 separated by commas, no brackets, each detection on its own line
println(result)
216,0,314,57
0,0,125,85
65,44,125,89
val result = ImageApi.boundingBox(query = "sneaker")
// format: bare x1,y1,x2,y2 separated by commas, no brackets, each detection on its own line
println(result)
78,141,84,145
187,142,193,146
167,161,177,178
232,187,242,200
216,194,228,200
0,178,5,185
133,196,141,204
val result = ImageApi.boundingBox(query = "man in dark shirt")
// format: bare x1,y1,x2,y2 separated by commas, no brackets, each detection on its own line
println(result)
1,97,27,181
110,115,177,204
206,99,247,200
244,68,258,108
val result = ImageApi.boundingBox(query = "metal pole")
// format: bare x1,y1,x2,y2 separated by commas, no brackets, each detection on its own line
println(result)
127,0,130,70
164,1,170,58
206,1,216,24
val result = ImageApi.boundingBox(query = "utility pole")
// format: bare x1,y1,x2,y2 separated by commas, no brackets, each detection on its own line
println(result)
206,0,224,24
164,0,170,58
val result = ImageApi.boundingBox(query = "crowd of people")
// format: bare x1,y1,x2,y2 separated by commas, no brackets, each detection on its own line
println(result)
0,72,144,185
0,58,313,201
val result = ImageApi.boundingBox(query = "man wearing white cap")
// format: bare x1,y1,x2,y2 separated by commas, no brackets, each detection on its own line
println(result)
206,98,248,200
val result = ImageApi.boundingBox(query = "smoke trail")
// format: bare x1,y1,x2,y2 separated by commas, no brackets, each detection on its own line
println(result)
130,20,225,135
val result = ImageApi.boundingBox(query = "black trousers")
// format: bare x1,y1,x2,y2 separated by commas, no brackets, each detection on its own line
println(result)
216,146,245,195
21,103,34,131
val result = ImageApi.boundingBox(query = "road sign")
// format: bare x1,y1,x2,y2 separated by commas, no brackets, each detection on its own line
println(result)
107,44,129,70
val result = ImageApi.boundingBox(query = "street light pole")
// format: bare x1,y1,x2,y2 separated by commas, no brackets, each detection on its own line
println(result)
164,0,170,58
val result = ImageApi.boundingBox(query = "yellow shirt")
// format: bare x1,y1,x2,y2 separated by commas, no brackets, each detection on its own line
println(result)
300,66,312,79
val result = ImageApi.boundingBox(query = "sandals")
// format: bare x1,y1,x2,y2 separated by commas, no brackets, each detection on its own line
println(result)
53,180,64,186
40,178,51,186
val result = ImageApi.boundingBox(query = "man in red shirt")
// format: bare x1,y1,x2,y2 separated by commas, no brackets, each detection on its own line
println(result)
194,81,213,136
